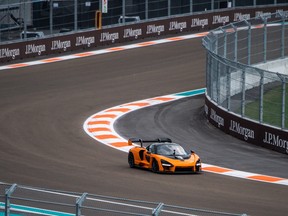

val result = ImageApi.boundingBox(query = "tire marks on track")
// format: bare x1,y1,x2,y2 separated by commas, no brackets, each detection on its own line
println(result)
2,30,287,186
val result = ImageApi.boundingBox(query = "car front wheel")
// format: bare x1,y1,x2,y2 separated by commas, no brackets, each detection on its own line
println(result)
128,152,135,168
151,159,159,173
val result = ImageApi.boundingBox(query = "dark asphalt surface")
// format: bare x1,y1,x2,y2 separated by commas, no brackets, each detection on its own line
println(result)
0,37,287,216
115,95,288,178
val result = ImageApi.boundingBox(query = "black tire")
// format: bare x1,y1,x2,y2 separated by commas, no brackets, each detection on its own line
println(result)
128,152,135,168
151,159,159,173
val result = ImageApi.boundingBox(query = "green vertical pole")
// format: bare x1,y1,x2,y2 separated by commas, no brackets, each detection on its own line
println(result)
5,184,17,216
259,71,264,123
263,17,267,63
145,0,148,20
241,69,246,117
282,79,286,129
226,65,231,111
50,0,53,34
281,14,285,58
74,0,78,31
123,0,126,24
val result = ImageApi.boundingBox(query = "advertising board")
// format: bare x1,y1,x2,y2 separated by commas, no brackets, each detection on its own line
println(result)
1,6,287,64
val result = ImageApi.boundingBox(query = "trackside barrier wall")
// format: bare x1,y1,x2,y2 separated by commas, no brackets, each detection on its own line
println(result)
0,0,286,44
0,2,287,216
0,183,247,216
1,4,288,64
203,11,288,155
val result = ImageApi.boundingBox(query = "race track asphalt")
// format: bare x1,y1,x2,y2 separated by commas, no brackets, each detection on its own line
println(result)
0,37,287,216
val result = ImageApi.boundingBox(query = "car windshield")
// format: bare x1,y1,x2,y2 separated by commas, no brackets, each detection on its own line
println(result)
156,143,188,156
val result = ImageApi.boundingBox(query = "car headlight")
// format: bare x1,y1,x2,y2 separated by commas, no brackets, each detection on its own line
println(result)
196,159,201,167
161,159,173,167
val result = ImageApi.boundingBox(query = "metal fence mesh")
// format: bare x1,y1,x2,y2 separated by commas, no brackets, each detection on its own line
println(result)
0,0,285,44
0,183,247,216
203,11,288,130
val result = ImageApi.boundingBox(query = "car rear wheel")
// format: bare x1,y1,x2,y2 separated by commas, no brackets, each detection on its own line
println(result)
128,152,135,168
151,159,159,173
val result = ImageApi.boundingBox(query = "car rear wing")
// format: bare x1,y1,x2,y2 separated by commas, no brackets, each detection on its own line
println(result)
128,138,172,147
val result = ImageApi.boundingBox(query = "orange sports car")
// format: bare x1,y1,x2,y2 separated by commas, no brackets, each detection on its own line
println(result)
127,138,202,173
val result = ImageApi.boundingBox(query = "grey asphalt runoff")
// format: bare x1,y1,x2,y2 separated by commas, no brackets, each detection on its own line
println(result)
0,37,287,216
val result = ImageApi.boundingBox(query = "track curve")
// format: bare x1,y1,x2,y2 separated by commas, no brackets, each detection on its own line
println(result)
115,95,288,179
0,37,287,216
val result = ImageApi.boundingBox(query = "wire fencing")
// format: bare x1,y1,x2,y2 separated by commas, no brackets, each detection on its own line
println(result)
0,1,287,215
203,11,288,130
0,0,286,43
0,183,247,216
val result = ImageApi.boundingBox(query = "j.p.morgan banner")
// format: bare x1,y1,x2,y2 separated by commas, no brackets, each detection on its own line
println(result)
205,96,288,155
1,5,288,63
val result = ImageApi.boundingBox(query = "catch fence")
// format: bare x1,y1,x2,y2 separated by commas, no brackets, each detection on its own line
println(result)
0,182,247,216
0,1,287,215
203,11,288,130
0,0,287,43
